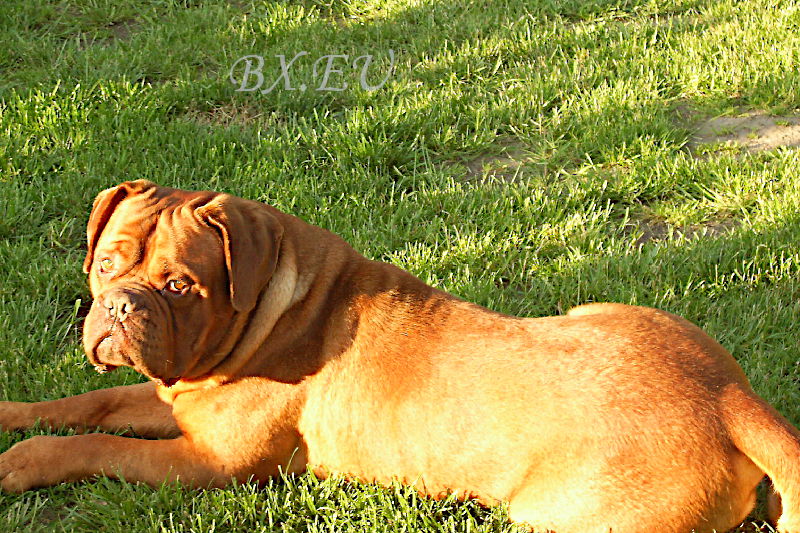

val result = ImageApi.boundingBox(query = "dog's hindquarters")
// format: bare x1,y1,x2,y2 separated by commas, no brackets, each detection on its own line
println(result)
722,385,800,532
557,303,796,531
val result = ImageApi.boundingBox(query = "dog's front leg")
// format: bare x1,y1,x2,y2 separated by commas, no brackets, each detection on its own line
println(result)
0,434,223,492
0,382,179,438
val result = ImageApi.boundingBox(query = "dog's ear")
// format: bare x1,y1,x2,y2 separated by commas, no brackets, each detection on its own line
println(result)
83,180,156,274
195,194,284,313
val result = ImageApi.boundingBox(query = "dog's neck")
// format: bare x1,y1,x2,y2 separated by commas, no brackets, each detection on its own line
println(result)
236,257,451,386
175,210,450,389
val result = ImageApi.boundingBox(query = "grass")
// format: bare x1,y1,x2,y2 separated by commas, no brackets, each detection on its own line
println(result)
1,0,799,530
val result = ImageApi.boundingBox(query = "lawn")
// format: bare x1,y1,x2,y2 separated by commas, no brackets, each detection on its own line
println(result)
1,0,800,530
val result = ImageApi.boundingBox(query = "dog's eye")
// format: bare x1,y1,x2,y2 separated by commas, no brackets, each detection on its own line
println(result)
99,258,114,273
165,279,190,294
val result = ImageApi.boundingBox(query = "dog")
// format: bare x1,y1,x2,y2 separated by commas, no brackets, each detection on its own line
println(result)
0,180,798,532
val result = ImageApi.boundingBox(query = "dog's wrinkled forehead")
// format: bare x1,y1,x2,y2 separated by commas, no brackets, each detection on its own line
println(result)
89,186,224,284
86,180,285,313
93,195,159,259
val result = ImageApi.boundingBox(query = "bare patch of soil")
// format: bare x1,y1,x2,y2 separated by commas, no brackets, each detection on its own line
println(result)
186,103,266,128
108,19,135,41
460,141,537,183
628,217,738,246
688,111,800,155
76,18,137,49
36,503,74,528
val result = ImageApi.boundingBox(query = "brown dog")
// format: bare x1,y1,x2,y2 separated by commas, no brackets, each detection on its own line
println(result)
1,180,799,532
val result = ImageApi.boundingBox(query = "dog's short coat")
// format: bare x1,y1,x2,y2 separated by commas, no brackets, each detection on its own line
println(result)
1,180,799,532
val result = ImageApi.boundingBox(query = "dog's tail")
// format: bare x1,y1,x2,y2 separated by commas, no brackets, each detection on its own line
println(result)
723,385,800,532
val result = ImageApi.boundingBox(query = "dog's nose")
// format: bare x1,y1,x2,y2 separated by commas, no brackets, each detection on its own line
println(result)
103,290,142,322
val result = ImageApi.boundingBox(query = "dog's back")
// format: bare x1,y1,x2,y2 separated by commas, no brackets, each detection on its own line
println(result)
301,299,800,532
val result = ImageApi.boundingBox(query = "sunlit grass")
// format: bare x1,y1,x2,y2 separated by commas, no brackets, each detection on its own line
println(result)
1,0,800,530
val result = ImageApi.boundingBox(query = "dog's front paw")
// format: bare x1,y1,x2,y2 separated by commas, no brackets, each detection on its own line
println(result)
0,401,35,433
0,436,66,492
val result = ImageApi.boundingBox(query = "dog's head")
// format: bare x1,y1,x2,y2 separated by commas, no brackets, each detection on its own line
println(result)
81,180,283,385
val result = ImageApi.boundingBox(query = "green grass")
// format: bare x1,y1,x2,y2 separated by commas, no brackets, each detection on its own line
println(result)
1,0,800,530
